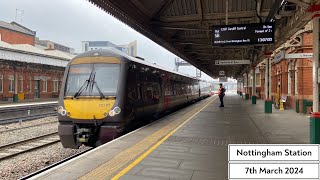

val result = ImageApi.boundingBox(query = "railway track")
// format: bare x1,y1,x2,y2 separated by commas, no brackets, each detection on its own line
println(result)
19,147,93,180
0,112,57,125
0,102,58,125
0,132,59,161
0,121,58,133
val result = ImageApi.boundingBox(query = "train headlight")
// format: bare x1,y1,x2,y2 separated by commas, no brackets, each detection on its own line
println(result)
113,107,121,114
58,106,67,116
58,106,64,114
109,110,115,117
61,110,67,116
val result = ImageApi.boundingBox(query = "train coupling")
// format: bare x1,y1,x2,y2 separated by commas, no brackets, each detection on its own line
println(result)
76,128,91,143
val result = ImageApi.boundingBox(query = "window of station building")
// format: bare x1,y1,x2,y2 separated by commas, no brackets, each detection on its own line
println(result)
20,78,23,92
256,73,261,86
243,75,247,87
288,62,292,96
42,80,47,92
0,74,3,93
9,79,14,92
295,62,298,95
249,75,253,86
29,78,32,92
53,80,59,92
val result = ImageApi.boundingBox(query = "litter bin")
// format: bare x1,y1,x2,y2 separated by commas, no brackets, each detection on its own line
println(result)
265,99,272,113
252,95,256,104
13,94,18,102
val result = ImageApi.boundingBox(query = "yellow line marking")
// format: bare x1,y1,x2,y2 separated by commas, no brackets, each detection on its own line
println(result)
111,96,217,180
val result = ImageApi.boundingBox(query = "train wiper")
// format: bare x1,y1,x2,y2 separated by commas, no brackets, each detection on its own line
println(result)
91,72,105,99
73,70,94,98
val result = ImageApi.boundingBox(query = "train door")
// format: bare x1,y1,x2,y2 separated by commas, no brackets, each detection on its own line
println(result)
127,63,144,120
34,80,40,98
134,83,144,119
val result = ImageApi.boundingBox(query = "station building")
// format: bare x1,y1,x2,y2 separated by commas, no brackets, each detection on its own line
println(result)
0,21,75,102
240,22,313,112
0,21,36,45
81,40,137,56
35,38,75,54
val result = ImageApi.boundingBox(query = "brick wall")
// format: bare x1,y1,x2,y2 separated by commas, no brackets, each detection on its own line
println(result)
0,28,35,45
256,32,313,110
0,61,64,101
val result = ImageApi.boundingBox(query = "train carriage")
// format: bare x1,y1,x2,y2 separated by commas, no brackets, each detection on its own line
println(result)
58,49,211,148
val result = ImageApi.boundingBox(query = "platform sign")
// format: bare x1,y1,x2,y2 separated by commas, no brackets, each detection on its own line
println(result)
215,60,250,65
274,52,313,63
212,23,274,46
285,53,313,59
219,71,225,76
196,68,201,77
229,144,320,180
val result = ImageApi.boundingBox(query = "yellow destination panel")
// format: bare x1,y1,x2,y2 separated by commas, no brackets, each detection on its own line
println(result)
64,99,115,119
71,57,121,64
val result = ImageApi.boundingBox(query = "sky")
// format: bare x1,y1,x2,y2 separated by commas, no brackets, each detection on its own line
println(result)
0,0,214,81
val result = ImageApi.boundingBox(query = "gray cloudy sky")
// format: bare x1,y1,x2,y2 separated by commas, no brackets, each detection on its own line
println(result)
0,0,213,81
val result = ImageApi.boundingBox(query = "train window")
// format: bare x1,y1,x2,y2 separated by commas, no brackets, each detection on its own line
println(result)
170,81,174,95
65,64,120,97
137,84,141,100
142,82,160,100
127,88,136,100
164,84,170,96
187,85,192,94
174,83,180,95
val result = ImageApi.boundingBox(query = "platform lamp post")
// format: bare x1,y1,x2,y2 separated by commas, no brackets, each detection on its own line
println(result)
310,13,320,144
265,58,272,113
252,66,257,104
245,73,249,100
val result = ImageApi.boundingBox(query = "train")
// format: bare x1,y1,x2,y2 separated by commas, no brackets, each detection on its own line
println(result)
57,49,211,148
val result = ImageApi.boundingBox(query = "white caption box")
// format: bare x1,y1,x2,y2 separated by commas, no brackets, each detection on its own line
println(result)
229,145,319,161
229,163,319,179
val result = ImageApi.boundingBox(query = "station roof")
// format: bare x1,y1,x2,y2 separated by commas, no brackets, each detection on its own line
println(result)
0,41,75,60
88,0,318,78
0,21,36,36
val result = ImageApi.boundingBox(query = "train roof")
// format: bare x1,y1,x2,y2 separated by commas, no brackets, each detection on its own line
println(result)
74,48,206,81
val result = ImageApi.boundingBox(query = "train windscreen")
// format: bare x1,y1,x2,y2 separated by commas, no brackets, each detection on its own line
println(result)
65,63,120,97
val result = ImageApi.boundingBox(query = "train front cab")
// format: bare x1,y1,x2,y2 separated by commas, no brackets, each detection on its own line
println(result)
58,54,127,148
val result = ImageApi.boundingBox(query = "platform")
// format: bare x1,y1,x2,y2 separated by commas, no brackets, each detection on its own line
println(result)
0,99,57,108
30,94,309,180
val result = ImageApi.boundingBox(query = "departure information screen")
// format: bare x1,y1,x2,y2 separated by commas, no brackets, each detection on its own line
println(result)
212,23,274,46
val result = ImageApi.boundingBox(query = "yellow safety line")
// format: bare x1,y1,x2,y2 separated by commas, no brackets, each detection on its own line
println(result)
111,96,217,180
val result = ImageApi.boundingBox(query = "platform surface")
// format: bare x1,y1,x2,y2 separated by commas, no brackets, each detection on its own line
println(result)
31,94,309,180
0,100,57,108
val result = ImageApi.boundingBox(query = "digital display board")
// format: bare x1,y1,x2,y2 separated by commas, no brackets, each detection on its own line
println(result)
212,23,274,46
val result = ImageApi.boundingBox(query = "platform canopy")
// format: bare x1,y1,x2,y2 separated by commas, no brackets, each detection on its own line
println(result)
88,0,318,78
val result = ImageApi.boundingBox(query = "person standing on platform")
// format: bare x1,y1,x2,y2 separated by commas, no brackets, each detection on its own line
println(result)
218,83,226,107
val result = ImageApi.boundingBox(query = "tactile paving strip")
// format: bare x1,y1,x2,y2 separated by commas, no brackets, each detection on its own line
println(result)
166,136,261,146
